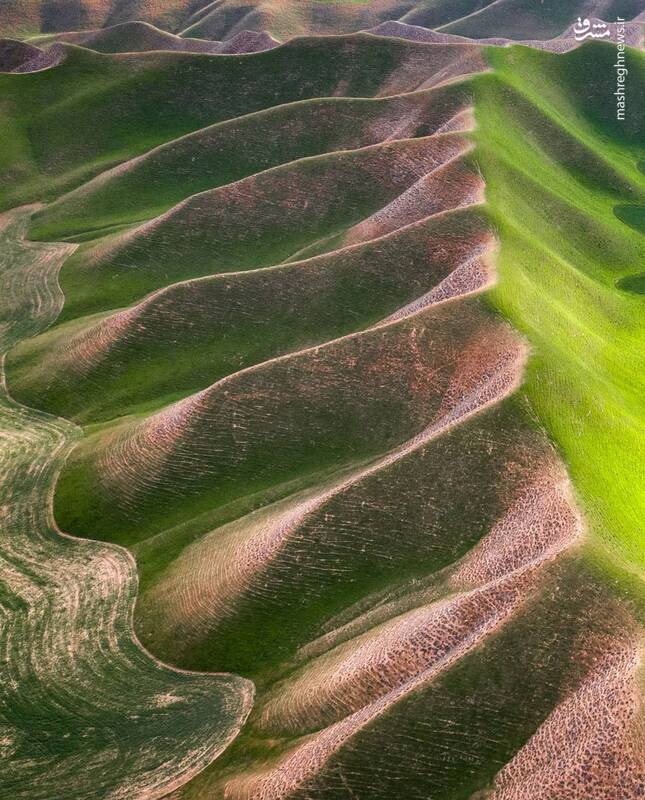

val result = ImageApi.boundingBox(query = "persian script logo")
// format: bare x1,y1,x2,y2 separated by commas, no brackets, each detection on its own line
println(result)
573,17,610,41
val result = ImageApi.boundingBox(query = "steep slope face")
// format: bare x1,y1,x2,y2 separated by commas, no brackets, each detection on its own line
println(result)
475,43,645,571
0,38,55,71
0,38,65,71
3,32,644,800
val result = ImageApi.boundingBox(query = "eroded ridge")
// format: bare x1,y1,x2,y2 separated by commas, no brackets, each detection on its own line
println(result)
0,208,252,799
4,36,643,798
489,633,645,799
166,343,593,799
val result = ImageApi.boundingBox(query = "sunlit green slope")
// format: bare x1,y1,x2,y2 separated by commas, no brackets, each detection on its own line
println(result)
473,43,645,572
2,34,644,800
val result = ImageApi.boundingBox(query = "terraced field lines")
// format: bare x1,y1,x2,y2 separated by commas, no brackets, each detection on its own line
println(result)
0,208,252,799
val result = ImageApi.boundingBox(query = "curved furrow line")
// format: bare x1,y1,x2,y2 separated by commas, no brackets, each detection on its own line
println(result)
0,208,252,799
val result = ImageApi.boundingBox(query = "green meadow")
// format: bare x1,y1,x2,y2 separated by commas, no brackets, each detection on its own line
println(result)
473,43,645,576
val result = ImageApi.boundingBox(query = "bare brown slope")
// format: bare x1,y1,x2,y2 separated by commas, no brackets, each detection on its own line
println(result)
217,29,278,52
0,38,64,72
0,39,45,71
488,631,645,799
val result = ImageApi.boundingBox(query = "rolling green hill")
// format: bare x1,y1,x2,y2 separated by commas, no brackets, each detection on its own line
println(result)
1,23,644,800
0,36,482,210
477,43,645,572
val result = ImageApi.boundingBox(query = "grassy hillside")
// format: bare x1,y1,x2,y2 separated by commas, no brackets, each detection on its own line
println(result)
51,134,476,320
0,35,480,210
27,84,470,240
474,43,645,571
9,210,490,423
0,207,253,800
2,29,644,800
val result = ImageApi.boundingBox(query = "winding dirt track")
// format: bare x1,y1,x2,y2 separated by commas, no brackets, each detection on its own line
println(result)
0,208,253,799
